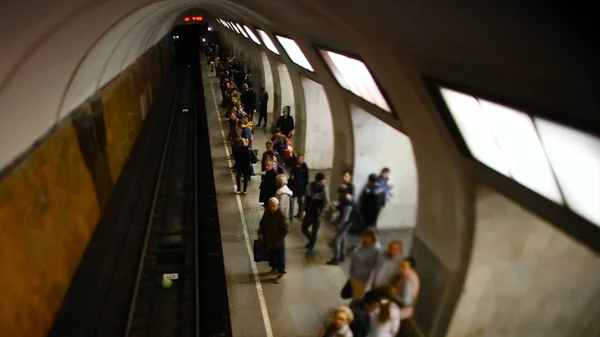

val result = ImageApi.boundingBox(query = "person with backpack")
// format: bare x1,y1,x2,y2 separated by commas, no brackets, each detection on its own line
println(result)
301,172,330,256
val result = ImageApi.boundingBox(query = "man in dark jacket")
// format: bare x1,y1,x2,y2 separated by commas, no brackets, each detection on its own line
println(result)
257,86,269,128
302,172,330,256
357,173,386,230
234,139,253,194
258,197,290,283
259,159,278,206
349,290,381,337
275,106,295,138
241,83,256,120
289,154,309,219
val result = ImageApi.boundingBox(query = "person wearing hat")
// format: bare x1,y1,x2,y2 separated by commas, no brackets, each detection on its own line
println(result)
357,173,386,230
326,184,358,265
301,172,330,256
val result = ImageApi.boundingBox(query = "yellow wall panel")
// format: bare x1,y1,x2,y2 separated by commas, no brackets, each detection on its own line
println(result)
102,72,144,181
0,123,99,336
0,38,171,336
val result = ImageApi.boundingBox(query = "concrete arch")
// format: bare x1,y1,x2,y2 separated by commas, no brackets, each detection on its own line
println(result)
292,38,354,191
0,0,279,172
1,2,599,337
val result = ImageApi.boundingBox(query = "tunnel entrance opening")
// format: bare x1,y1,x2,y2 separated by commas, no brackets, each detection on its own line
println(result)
173,24,208,65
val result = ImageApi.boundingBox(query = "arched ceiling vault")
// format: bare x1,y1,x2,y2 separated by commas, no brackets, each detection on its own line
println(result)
0,0,597,173
0,0,287,171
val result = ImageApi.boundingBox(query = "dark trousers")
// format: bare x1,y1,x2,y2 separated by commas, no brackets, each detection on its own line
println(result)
397,319,413,337
267,247,286,273
301,216,320,250
257,111,267,127
236,169,250,192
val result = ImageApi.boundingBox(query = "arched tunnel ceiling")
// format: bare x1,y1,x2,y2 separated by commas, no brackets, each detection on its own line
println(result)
0,0,597,171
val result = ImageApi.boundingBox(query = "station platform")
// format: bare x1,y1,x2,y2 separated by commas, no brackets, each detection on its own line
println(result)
201,68,413,337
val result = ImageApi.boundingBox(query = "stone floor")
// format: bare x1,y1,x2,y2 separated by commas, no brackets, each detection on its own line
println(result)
201,66,414,337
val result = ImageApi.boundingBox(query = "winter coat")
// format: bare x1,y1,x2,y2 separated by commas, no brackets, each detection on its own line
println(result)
276,185,294,218
258,208,289,250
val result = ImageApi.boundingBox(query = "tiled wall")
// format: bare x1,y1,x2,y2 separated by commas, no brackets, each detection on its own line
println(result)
276,61,295,118
0,37,172,337
350,103,418,229
447,186,600,337
301,77,334,169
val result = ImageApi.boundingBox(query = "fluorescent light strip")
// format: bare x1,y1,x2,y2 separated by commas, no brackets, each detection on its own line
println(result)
244,25,261,45
236,23,249,38
534,118,600,226
438,88,600,216
440,88,510,176
230,21,240,34
256,29,279,55
479,99,563,204
274,35,313,71
322,50,391,112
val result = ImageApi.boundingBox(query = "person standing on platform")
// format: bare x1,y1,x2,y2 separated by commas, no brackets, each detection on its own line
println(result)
302,172,330,256
275,174,293,219
348,228,381,299
241,83,257,121
233,138,252,195
368,241,404,290
275,105,295,138
257,86,269,128
289,154,309,219
258,197,289,283
259,160,278,207
358,174,386,230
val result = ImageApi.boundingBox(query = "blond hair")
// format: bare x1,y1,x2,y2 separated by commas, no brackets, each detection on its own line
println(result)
276,174,288,189
332,306,354,323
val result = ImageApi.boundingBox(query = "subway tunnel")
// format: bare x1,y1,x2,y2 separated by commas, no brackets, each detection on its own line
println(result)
0,1,600,337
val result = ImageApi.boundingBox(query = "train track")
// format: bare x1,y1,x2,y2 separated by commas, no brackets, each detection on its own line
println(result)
121,65,198,337
49,56,231,337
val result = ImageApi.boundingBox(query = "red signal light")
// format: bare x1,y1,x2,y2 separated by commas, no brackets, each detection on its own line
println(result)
192,16,203,21
184,17,190,22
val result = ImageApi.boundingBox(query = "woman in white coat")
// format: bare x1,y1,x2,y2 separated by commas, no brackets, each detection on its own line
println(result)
367,287,401,337
275,174,293,218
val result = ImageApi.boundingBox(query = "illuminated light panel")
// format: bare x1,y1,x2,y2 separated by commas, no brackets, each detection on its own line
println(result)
479,100,563,204
535,118,600,226
243,25,261,45
230,22,241,34
257,29,279,55
275,35,313,71
440,88,510,176
236,23,249,38
321,50,391,113
184,17,190,22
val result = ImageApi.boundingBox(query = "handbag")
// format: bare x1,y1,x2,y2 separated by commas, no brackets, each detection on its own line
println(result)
253,239,268,262
340,279,353,299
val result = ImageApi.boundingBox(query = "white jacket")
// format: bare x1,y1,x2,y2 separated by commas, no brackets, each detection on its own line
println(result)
367,301,401,337
276,185,293,218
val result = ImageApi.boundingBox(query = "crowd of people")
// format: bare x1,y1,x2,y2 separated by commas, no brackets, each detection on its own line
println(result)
205,42,420,337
